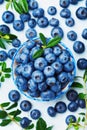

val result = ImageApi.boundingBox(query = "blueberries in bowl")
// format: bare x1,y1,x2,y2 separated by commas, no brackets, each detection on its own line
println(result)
12,37,76,101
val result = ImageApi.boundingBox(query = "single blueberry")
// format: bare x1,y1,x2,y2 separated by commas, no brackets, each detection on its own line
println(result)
78,99,86,108
15,64,23,75
76,7,87,20
41,90,55,101
28,90,40,97
69,0,78,4
0,24,10,33
13,20,24,31
38,82,48,92
28,19,36,28
59,0,70,8
47,106,56,117
37,17,49,28
29,0,38,10
8,48,17,59
16,53,29,64
49,18,59,27
2,11,14,23
44,48,53,55
12,38,21,48
47,6,57,15
25,28,37,39
55,101,67,113
30,109,41,120
82,28,87,40
46,77,56,86
20,100,32,111
60,8,71,18
0,51,8,61
64,61,75,72
52,61,63,73
68,102,78,112
20,117,32,128
65,115,76,125
28,79,38,92
58,72,68,84
45,53,56,63
32,8,44,18
44,66,55,77
67,31,77,41
66,89,78,101
65,17,75,27
0,0,4,4
51,81,61,93
20,13,31,22
22,64,33,78
21,47,30,55
51,27,64,38
8,90,20,102
73,41,85,53
59,50,70,64
77,58,87,70
53,46,62,56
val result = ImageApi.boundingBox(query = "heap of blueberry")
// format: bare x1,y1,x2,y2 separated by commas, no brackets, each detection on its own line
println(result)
12,33,76,101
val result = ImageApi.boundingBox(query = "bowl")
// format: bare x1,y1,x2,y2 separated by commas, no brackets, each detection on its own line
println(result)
12,37,76,101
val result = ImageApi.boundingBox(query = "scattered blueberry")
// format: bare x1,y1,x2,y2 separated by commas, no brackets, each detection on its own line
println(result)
55,101,67,113
47,106,56,117
8,48,17,59
20,13,31,22
65,17,75,27
82,28,87,40
60,8,71,18
30,109,41,120
68,102,78,112
59,0,70,8
49,18,59,27
51,27,64,38
77,58,87,70
12,38,21,48
66,89,78,101
28,19,36,28
47,6,57,15
20,100,32,111
0,50,8,61
25,28,37,39
29,0,38,10
13,20,24,31
32,8,44,18
76,7,87,20
0,24,10,33
0,0,4,4
37,17,49,28
65,115,76,125
20,117,32,128
69,0,78,5
2,11,14,23
8,90,20,102
73,41,85,53
67,31,77,41
78,99,86,108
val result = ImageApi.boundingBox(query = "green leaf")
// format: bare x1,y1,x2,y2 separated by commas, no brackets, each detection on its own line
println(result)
26,124,34,129
5,34,17,40
1,102,10,107
79,112,85,116
83,69,87,83
3,68,11,73
0,39,6,49
0,119,11,126
6,2,11,10
0,111,7,119
36,118,47,130
47,37,61,48
2,62,6,71
19,0,28,13
71,82,83,88
14,116,22,122
39,33,47,46
33,48,44,59
5,73,11,78
13,0,23,14
77,117,81,123
9,109,21,117
1,76,5,82
82,117,85,122
46,126,53,130
6,102,18,110
78,93,86,99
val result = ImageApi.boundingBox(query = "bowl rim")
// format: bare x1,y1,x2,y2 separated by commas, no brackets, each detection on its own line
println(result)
11,37,76,102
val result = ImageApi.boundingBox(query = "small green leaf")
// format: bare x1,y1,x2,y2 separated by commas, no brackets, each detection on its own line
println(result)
19,0,28,13
77,117,81,123
36,118,47,130
5,34,17,40
5,73,11,78
1,76,5,82
2,62,6,71
0,39,6,49
79,112,85,116
39,33,47,46
78,93,86,99
3,68,11,73
33,49,44,59
6,2,11,10
1,102,10,107
6,102,18,110
0,111,7,119
0,119,11,126
71,82,83,88
9,109,21,117
47,36,61,48
13,0,23,14
82,117,85,122
14,116,22,122
83,69,87,83
46,126,53,130
26,124,34,129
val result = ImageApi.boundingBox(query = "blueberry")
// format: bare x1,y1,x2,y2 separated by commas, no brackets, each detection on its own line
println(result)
28,19,36,28
78,99,86,108
21,47,30,55
0,51,8,61
25,40,36,49
12,38,21,48
0,24,10,33
32,70,44,83
34,57,47,71
82,28,87,40
76,7,87,20
69,0,78,5
25,28,37,39
55,101,67,113
66,89,78,101
49,18,59,27
29,0,38,10
16,53,29,64
86,0,87,7
15,76,28,91
67,31,77,41
73,41,85,53
47,106,56,117
22,64,33,78
59,50,70,64
53,46,62,56
0,0,4,4
44,48,52,55
59,0,70,8
51,81,61,93
37,17,49,28
47,6,57,15
52,61,63,73
15,64,23,75
20,117,32,128
20,13,31,22
64,61,74,72
65,115,76,125
68,102,78,112
44,66,55,77
46,77,56,86
30,46,40,60
38,82,47,92
30,109,41,120
28,90,40,97
68,73,75,81
58,72,68,84
51,27,64,38
65,17,75,27
41,90,55,101
45,53,56,63
8,48,17,59
77,58,87,70
13,20,24,31
2,11,14,23
32,8,44,18
60,8,71,18
8,90,20,102
28,79,37,92
20,100,32,111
